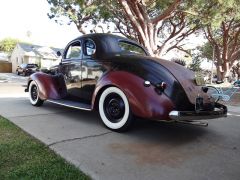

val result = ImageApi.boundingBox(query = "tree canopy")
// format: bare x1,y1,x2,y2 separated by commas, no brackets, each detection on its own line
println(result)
0,38,19,54
47,0,200,56
189,0,240,80
47,0,240,80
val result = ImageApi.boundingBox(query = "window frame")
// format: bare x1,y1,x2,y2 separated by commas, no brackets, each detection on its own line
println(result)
83,38,96,59
118,40,147,56
63,40,83,62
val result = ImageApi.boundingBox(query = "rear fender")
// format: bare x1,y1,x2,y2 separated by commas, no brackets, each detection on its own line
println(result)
27,72,67,100
92,71,174,120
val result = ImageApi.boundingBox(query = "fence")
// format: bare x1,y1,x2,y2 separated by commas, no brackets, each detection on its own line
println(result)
0,62,12,73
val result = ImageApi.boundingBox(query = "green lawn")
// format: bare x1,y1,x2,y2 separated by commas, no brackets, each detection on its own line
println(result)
0,116,90,180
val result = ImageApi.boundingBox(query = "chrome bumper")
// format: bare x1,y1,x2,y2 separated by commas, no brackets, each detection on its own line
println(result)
169,103,227,126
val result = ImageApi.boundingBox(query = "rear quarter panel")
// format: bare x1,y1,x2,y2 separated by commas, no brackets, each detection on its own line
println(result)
92,71,174,120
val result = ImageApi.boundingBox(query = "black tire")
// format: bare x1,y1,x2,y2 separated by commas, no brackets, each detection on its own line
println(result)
207,86,220,102
29,81,44,106
16,70,20,75
98,87,133,132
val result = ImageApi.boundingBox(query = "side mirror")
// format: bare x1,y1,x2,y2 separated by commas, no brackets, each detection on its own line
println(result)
57,51,62,57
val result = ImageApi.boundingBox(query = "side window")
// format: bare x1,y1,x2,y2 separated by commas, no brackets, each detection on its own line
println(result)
65,41,82,60
119,41,146,55
84,39,96,57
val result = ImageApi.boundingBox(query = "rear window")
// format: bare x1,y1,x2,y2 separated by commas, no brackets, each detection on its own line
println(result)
119,41,146,55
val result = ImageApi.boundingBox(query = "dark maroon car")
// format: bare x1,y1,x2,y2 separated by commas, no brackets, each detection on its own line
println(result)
25,33,227,131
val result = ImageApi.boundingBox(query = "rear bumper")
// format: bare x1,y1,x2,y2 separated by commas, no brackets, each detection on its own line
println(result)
169,103,227,121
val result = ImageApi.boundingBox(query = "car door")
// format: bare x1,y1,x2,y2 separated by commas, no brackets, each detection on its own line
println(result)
61,40,83,101
80,39,104,103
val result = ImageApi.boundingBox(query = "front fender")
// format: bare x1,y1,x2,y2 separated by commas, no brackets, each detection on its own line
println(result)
92,71,174,120
27,72,67,100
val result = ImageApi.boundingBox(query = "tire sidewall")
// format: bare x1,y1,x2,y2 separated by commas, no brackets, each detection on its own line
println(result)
29,81,40,105
99,87,131,130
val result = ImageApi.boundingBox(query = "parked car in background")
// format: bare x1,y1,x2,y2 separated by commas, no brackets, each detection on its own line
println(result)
25,33,227,132
16,64,39,76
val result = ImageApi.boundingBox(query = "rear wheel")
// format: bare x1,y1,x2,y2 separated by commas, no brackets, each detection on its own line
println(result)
29,81,44,106
99,87,133,132
207,86,220,102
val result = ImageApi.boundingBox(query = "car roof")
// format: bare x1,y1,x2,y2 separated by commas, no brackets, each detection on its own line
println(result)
74,33,129,42
69,33,150,58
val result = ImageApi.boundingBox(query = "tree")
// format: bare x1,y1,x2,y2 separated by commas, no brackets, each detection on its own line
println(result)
188,0,240,81
47,0,101,34
47,0,200,57
0,38,19,54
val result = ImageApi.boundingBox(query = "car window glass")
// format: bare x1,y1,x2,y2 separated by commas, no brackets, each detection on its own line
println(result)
20,64,26,68
27,64,37,68
119,41,146,55
66,41,82,59
85,39,96,56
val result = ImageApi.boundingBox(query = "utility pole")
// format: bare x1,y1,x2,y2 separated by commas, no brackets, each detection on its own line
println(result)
210,45,215,84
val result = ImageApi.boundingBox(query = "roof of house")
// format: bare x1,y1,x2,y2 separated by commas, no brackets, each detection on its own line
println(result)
17,43,63,60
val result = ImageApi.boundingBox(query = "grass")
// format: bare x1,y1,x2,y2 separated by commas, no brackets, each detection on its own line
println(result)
0,116,90,180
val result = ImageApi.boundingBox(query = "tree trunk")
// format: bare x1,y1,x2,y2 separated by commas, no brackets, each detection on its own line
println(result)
216,65,223,81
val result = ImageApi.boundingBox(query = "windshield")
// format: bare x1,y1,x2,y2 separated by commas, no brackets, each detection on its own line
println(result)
27,64,38,68
118,41,147,56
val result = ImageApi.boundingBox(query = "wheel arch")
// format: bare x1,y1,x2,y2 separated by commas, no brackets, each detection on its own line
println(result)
26,72,67,100
91,71,174,120
93,84,115,111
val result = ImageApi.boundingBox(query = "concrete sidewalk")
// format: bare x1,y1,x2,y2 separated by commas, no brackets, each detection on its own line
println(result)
0,97,240,180
227,105,240,114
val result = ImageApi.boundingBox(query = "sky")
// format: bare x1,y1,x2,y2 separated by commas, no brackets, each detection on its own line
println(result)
0,0,80,48
0,0,209,64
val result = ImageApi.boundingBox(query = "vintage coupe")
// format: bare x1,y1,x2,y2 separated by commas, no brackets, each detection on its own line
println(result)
25,33,227,131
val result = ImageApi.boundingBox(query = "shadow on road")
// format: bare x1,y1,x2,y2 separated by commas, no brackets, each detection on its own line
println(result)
42,101,208,146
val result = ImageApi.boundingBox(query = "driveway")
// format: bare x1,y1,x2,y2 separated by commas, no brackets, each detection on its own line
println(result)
0,73,28,98
0,74,240,180
0,73,28,84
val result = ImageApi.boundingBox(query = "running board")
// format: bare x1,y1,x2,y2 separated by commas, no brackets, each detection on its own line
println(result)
47,99,92,111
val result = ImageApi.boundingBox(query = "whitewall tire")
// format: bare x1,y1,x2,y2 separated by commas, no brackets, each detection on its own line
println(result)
29,81,44,106
99,87,133,131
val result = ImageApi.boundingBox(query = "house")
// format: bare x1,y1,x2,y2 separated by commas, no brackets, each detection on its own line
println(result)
10,43,62,72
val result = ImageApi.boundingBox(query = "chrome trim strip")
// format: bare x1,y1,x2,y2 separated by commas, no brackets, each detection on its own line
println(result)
47,100,92,111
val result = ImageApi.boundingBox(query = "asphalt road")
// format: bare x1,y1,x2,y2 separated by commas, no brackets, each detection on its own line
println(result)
0,73,240,180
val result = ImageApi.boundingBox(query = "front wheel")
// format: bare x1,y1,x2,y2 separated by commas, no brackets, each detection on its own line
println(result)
99,87,133,132
29,81,44,106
